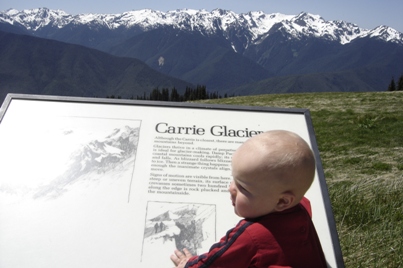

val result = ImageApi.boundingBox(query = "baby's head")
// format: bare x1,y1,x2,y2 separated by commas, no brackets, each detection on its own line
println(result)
229,130,316,219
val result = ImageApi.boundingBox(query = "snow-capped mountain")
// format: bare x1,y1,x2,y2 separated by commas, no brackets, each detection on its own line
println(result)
32,126,140,199
1,7,402,49
1,7,403,97
68,125,139,174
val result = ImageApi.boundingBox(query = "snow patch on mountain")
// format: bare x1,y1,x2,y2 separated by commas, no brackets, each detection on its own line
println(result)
368,25,403,43
3,8,71,30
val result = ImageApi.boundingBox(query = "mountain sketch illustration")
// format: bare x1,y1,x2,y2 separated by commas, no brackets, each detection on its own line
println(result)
144,203,216,255
33,125,140,199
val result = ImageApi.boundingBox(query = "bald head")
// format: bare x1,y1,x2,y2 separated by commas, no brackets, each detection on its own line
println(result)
232,130,316,205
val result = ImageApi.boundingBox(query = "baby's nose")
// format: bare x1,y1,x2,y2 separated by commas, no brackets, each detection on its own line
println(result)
228,181,236,194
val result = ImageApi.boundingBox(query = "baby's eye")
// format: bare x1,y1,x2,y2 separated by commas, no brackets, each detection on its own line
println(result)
236,183,248,193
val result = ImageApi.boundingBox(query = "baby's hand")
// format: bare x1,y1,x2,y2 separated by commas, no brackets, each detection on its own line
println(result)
170,248,193,268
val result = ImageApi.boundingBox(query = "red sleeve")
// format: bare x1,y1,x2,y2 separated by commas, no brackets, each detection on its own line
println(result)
185,220,257,268
300,196,312,218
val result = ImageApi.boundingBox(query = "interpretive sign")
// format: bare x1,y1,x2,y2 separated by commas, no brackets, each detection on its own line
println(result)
0,94,344,267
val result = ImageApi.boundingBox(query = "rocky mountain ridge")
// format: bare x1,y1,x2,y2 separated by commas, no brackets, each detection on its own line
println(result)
1,8,402,48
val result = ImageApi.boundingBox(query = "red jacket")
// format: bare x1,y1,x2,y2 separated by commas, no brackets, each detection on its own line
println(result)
185,198,327,268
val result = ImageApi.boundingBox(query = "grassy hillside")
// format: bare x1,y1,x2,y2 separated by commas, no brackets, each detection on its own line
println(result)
197,91,403,267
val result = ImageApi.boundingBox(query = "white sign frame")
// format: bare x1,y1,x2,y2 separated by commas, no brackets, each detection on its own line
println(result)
0,94,344,268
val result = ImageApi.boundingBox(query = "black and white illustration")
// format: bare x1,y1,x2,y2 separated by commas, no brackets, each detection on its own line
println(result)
0,117,140,201
141,201,216,264
0,114,141,267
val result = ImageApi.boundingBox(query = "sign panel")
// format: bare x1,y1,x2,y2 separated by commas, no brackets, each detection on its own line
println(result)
0,94,344,267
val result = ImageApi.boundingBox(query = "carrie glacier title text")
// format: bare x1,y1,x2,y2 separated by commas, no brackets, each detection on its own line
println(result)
155,122,263,138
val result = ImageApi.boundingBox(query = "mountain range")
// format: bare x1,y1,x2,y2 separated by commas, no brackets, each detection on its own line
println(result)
1,8,403,102
33,125,139,199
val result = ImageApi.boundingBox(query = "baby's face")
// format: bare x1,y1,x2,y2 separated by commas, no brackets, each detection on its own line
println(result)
229,149,282,219
228,178,278,219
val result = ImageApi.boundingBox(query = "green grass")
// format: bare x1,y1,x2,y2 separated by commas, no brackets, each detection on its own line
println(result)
196,91,403,267
330,179,403,267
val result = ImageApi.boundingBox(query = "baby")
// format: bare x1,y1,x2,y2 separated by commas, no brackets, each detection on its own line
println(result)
171,130,327,267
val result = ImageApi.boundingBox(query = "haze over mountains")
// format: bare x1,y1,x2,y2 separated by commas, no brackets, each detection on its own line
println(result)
1,8,403,102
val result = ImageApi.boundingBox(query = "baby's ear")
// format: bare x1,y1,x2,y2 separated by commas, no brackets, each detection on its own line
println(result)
275,193,295,212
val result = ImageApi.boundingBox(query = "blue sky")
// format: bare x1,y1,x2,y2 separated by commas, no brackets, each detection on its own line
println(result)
1,0,402,32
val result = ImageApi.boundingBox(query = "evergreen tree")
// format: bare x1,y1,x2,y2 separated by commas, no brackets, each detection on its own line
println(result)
195,85,207,100
397,74,403,91
161,88,169,101
170,87,180,102
150,88,162,100
387,77,396,91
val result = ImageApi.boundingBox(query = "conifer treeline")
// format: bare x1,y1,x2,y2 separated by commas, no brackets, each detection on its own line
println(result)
136,85,229,101
387,74,403,91
105,85,233,101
